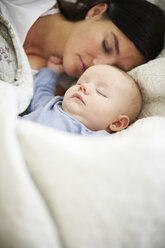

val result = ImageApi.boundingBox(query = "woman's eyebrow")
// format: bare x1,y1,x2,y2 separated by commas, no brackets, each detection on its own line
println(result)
111,32,120,55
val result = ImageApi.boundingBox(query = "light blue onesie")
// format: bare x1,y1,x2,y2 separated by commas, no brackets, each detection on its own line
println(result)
22,68,109,136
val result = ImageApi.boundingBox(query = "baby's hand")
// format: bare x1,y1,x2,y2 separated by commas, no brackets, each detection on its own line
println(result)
47,55,64,74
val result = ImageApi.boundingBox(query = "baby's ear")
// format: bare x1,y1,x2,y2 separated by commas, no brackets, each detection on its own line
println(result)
109,115,130,132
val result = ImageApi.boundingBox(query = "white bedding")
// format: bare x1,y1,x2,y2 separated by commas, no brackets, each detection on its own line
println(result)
0,0,165,247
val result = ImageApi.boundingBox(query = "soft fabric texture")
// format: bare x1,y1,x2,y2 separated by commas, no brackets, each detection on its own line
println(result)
0,10,33,113
0,0,56,45
0,0,165,248
129,52,165,118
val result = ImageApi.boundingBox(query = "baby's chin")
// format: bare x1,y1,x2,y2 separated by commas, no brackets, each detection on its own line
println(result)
61,99,67,112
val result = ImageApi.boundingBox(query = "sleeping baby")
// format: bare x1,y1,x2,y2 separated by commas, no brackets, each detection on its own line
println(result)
21,64,142,136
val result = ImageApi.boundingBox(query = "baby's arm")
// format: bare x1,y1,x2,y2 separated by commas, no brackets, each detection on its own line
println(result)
29,68,59,112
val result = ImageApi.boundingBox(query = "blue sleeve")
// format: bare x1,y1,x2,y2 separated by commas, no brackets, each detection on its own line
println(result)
29,68,59,112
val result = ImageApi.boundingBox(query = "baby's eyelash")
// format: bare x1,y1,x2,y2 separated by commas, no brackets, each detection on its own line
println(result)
96,89,107,98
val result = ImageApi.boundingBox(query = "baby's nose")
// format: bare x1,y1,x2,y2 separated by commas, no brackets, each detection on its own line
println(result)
79,84,89,95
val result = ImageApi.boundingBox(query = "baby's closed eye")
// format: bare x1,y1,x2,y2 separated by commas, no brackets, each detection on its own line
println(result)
96,88,108,98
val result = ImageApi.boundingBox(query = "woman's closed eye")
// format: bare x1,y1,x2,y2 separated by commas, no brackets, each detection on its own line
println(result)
102,40,110,54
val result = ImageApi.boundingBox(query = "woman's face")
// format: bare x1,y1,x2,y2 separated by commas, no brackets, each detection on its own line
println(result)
62,5,145,77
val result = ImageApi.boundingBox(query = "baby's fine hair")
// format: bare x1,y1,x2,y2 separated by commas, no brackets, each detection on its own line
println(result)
123,72,143,124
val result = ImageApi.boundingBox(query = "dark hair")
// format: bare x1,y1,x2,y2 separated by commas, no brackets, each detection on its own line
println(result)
106,0,165,61
57,0,165,61
57,0,110,20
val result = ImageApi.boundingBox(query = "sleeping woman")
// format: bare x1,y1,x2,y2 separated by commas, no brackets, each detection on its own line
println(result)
0,0,165,78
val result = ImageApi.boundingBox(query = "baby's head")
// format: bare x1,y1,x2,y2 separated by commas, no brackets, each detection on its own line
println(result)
62,64,142,133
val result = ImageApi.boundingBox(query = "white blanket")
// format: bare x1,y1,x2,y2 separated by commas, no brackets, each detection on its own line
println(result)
0,1,165,248
1,90,165,248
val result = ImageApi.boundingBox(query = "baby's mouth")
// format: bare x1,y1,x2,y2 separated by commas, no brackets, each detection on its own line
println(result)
72,93,85,105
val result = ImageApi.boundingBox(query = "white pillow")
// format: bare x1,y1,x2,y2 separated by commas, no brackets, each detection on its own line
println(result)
129,50,165,118
147,0,165,11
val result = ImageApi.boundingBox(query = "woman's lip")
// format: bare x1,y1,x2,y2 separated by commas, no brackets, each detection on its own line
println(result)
79,56,87,73
72,93,85,105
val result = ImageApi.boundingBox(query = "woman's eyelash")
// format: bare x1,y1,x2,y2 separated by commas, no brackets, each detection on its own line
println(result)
102,40,109,53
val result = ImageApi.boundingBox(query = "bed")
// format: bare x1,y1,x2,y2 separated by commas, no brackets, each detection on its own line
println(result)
0,1,165,247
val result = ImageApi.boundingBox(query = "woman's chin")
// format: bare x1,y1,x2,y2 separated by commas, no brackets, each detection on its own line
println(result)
64,64,81,78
